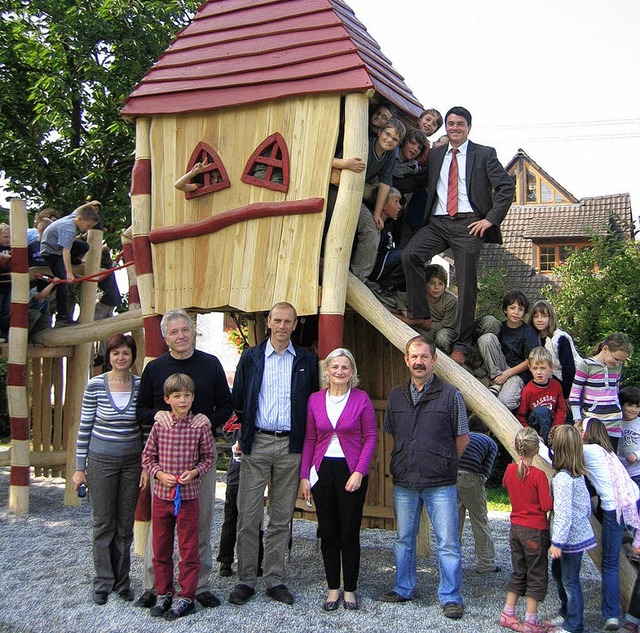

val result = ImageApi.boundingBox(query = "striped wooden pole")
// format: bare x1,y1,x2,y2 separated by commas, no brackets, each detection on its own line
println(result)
7,198,31,512
130,116,166,555
318,92,369,359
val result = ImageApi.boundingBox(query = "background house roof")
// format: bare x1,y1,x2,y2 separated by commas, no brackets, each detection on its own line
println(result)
506,148,578,204
521,193,633,239
481,192,633,300
121,0,423,117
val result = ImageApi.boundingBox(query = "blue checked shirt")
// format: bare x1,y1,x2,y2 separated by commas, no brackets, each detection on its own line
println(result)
255,339,295,432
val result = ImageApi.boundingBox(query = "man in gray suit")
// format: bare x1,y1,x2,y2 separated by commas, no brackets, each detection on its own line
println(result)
400,106,514,365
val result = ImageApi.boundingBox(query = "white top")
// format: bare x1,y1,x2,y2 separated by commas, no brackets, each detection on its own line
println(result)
584,443,640,511
324,390,349,458
434,140,474,216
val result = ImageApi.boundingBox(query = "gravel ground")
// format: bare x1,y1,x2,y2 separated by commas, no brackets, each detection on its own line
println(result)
0,468,606,633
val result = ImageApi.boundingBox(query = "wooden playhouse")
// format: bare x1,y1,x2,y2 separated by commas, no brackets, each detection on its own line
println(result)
5,0,634,604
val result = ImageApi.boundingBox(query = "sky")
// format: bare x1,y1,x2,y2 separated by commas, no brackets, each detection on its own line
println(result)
347,0,640,218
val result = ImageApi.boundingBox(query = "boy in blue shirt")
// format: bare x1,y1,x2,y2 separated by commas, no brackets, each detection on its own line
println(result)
40,201,101,325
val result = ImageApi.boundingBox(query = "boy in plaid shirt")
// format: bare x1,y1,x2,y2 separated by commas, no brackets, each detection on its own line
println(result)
141,373,215,620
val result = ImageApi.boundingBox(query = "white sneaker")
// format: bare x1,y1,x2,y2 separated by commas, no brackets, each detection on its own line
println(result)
604,618,621,631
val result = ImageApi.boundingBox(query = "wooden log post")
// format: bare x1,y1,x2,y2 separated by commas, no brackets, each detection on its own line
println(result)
7,198,31,512
130,116,165,555
121,227,144,376
346,274,636,608
33,309,142,346
63,227,103,505
318,91,370,359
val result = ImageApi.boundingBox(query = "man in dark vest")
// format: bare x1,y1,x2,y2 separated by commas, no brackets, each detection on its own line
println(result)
377,336,469,619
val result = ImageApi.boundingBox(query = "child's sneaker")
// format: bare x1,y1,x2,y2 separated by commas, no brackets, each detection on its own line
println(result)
163,597,195,621
149,593,172,617
499,611,523,631
520,622,548,633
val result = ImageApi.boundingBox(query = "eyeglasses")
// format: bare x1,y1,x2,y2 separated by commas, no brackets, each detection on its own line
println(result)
374,111,390,123
607,348,627,365
381,129,400,143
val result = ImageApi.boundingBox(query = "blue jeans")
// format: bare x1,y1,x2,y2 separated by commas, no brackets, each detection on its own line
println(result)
392,484,463,605
552,552,585,633
601,508,623,618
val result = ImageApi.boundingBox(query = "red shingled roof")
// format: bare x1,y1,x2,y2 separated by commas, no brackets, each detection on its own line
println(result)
121,0,422,117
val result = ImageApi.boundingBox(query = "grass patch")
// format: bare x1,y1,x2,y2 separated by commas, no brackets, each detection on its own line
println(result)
487,485,511,512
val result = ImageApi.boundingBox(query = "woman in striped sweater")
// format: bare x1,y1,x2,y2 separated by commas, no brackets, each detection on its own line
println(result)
72,334,145,605
569,332,633,451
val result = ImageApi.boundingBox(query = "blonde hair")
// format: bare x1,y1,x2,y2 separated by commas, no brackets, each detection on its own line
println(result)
321,348,359,388
551,425,588,476
514,427,540,480
528,346,553,367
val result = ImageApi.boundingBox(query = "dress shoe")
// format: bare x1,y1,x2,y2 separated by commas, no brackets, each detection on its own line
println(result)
93,591,108,605
219,562,233,577
133,590,157,608
323,599,340,612
229,584,255,605
195,590,221,608
266,584,295,605
117,588,134,601
376,590,410,603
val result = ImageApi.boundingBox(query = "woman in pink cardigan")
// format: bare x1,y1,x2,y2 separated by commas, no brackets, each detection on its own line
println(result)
300,348,377,612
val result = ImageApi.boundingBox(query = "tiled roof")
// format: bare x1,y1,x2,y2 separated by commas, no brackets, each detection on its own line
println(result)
521,194,633,239
480,193,633,301
121,0,422,117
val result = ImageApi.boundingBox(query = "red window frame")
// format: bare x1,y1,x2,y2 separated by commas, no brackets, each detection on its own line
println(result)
184,142,231,200
241,133,290,193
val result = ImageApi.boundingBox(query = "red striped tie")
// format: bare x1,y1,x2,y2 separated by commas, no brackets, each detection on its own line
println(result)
446,148,459,217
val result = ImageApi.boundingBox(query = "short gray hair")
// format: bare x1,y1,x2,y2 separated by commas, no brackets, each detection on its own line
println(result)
321,348,359,389
160,309,194,338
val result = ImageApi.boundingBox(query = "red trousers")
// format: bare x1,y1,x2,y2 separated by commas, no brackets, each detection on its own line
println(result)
152,496,199,599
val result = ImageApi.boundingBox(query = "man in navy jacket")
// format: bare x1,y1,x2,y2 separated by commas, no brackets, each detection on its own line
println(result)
229,302,318,607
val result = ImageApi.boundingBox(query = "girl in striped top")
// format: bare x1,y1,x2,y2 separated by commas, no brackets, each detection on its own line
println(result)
569,332,632,450
72,334,145,605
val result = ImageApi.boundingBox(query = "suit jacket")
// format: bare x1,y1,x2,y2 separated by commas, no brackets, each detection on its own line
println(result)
424,140,514,244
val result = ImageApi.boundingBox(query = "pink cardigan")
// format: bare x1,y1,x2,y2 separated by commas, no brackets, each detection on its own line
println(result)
300,388,377,479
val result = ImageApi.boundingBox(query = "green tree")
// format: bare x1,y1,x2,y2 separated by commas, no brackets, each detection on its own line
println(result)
547,224,640,385
0,0,200,245
476,254,509,320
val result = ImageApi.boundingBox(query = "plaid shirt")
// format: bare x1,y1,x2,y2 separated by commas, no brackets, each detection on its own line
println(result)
142,411,215,501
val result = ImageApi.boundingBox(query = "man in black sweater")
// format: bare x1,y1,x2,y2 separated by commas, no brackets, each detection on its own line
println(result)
135,309,232,610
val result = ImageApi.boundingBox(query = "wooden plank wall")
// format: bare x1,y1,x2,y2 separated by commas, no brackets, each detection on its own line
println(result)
295,310,408,529
29,356,66,477
149,95,341,316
